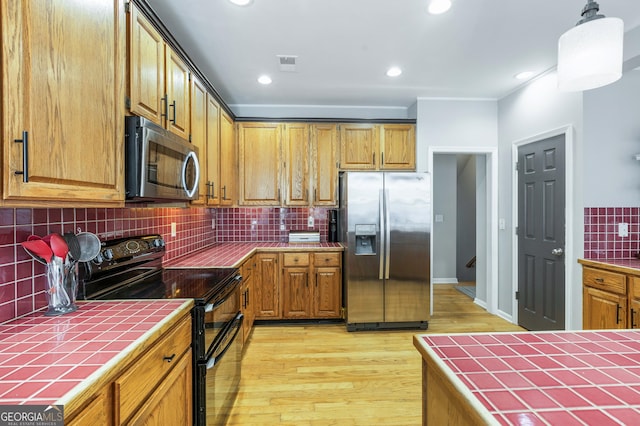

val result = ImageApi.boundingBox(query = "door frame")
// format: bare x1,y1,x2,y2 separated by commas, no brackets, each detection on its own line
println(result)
511,125,575,328
428,146,499,316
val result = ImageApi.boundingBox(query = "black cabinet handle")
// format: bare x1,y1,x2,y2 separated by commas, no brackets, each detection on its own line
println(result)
222,185,227,200
163,353,176,363
170,100,177,123
616,304,622,324
161,94,168,119
595,278,604,283
14,130,28,182
632,309,637,328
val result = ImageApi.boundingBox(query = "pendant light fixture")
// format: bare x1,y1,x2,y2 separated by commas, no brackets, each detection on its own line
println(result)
557,0,624,92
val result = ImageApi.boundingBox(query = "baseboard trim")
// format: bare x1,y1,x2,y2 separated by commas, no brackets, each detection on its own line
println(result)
432,278,459,284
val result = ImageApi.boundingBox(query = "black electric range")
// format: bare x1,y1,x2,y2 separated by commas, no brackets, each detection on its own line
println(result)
79,234,243,425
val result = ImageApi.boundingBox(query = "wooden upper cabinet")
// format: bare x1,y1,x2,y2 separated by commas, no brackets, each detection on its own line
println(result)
339,123,416,171
282,123,310,206
165,48,190,140
339,124,379,170
380,124,415,170
238,123,282,205
311,124,338,206
219,110,236,206
128,5,164,124
1,0,125,206
128,3,190,140
190,76,207,205
205,95,221,206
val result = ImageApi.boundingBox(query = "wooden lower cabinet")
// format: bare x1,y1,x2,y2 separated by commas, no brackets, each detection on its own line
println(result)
65,312,192,425
580,261,640,330
255,253,280,318
255,250,342,320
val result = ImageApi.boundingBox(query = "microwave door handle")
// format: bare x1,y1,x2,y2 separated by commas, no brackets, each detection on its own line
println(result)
182,150,200,198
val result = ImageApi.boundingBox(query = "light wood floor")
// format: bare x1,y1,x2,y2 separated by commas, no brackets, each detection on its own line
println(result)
227,284,525,425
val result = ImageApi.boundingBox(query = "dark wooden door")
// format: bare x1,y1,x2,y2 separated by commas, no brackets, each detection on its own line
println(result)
517,135,565,330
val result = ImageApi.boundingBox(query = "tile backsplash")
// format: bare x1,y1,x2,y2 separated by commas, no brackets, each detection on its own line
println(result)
584,207,640,260
0,205,331,323
0,207,214,323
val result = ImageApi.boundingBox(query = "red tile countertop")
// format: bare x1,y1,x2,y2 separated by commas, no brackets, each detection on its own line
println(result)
415,330,640,425
0,300,191,407
164,242,343,268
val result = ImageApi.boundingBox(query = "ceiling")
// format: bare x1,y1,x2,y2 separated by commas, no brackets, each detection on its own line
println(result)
147,0,640,114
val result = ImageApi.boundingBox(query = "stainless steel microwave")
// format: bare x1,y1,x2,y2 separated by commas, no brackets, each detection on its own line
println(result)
125,116,199,202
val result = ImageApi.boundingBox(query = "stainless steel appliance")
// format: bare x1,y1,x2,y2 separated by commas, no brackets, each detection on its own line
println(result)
80,234,242,426
125,116,200,202
339,172,431,331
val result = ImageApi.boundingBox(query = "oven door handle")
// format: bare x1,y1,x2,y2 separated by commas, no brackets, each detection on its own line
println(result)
206,313,244,369
204,275,242,312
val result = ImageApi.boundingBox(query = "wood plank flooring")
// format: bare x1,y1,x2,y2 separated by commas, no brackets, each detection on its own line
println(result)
227,284,525,425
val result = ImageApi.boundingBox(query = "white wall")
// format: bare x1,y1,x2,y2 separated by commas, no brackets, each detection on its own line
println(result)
583,69,640,206
432,154,458,282
457,156,477,282
228,104,412,120
415,99,499,172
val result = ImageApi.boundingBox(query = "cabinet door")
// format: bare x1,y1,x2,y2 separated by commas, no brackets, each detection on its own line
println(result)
66,387,112,426
219,111,236,206
238,123,282,205
2,0,125,205
282,267,311,318
631,299,640,329
283,123,310,206
127,349,193,426
255,253,280,319
313,266,342,318
311,124,338,206
128,4,165,125
339,124,379,170
165,47,190,140
190,76,207,205
380,124,415,170
583,286,627,329
206,95,221,206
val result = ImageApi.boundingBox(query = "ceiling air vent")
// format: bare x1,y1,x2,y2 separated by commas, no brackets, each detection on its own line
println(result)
277,55,298,72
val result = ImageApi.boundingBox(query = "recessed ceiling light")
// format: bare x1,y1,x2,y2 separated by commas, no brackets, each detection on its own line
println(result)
515,71,534,80
257,75,272,85
386,67,402,77
428,0,452,15
229,0,252,6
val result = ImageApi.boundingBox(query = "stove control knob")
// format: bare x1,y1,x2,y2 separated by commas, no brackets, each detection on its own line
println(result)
152,238,165,248
92,253,103,265
103,249,114,261
125,241,140,253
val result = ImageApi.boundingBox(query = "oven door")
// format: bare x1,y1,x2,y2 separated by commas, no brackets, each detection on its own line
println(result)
205,312,243,426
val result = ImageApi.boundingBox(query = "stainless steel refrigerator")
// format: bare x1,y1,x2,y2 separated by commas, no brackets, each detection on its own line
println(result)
339,172,431,331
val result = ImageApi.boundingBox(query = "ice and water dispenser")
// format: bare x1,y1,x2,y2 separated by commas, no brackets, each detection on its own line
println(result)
354,224,376,255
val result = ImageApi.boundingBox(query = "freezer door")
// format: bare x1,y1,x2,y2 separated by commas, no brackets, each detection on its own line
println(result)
383,172,431,323
343,172,385,323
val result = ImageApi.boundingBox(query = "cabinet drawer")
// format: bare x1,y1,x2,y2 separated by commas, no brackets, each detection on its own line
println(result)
583,267,627,295
314,252,341,267
283,253,309,267
115,315,191,424
242,257,254,279
630,276,640,300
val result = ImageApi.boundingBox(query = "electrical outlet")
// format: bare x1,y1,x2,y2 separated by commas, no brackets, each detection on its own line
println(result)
618,222,629,237
308,216,314,228
211,219,216,229
171,222,177,237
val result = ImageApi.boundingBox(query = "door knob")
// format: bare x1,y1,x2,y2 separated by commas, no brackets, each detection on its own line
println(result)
551,248,564,256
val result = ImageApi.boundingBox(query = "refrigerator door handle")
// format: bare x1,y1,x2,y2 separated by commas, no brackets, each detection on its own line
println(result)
384,188,391,279
379,189,385,280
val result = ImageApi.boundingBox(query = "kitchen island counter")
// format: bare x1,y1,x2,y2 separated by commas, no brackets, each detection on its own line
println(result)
0,299,192,420
414,330,640,425
164,241,343,268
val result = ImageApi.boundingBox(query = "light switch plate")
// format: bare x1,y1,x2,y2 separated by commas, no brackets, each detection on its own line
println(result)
171,222,177,237
308,216,314,228
618,222,629,237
